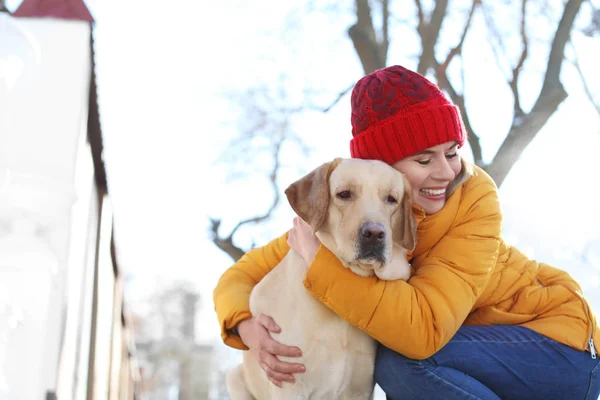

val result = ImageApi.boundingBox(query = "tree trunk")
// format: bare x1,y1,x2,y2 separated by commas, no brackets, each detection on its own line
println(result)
486,85,567,186
348,0,387,74
0,0,9,12
485,0,584,186
417,0,449,75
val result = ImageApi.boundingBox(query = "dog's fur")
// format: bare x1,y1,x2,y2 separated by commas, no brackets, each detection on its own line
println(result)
227,158,417,400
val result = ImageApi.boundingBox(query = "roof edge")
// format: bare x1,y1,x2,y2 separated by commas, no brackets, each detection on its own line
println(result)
13,0,94,22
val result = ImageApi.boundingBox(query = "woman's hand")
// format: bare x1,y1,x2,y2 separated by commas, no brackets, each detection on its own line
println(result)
287,217,321,266
237,314,306,387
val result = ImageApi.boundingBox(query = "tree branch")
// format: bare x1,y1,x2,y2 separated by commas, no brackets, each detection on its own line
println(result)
210,136,284,262
210,141,283,261
210,217,245,262
348,0,385,74
444,76,484,165
542,0,582,91
381,0,390,60
486,0,584,186
231,140,282,235
210,88,293,261
480,1,511,76
437,0,478,74
414,0,425,29
434,1,483,165
569,42,600,119
508,0,529,117
321,83,355,112
417,0,449,75
278,83,355,114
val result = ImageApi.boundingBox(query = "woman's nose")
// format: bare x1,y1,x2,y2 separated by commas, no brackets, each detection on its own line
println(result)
432,159,456,181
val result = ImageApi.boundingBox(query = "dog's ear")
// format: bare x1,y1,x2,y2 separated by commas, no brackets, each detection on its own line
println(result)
285,158,341,233
393,175,417,251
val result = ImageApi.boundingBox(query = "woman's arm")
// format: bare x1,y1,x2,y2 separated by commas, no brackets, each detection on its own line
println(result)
214,233,308,386
213,233,290,349
303,181,502,359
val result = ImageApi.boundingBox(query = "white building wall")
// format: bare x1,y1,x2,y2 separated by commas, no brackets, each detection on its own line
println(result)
0,13,93,400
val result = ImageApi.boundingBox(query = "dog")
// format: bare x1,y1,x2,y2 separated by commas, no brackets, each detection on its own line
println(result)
226,158,417,400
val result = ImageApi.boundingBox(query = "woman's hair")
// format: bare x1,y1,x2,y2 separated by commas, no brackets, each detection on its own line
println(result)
349,65,467,165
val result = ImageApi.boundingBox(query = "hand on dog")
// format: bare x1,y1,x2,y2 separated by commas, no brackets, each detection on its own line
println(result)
238,314,306,387
288,217,320,267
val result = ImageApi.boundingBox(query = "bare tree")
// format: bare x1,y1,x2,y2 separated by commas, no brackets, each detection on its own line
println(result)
212,0,593,261
0,0,9,12
349,0,587,186
210,87,310,261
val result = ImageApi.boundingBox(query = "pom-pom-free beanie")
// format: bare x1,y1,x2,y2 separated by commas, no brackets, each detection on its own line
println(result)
350,65,466,164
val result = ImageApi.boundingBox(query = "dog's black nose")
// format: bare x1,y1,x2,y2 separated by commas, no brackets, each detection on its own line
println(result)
360,222,385,244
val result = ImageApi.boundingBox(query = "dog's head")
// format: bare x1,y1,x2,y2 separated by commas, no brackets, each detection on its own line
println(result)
285,158,416,279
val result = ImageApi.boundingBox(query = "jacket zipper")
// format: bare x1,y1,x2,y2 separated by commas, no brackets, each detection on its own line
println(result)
539,279,596,359
571,288,596,359
582,297,597,359
589,337,597,359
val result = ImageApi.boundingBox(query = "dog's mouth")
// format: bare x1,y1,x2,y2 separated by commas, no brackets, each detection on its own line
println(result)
357,246,387,264
355,251,387,271
358,253,385,263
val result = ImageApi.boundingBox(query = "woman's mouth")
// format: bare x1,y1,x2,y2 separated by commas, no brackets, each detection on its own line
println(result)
419,187,446,201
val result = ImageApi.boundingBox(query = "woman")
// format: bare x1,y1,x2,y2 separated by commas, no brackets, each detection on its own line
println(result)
213,65,600,399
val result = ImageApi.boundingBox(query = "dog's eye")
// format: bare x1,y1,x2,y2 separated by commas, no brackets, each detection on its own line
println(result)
387,195,398,204
336,191,352,200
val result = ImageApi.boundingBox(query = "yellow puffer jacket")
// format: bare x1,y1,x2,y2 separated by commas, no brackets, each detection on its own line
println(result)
213,164,599,360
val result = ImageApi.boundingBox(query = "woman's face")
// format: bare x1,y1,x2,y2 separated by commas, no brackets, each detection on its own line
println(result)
392,141,462,214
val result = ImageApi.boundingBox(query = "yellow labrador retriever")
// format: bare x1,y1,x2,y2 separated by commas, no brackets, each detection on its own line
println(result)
227,158,416,400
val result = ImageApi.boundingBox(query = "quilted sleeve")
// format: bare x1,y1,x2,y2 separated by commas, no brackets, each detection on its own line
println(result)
303,181,501,359
213,233,290,350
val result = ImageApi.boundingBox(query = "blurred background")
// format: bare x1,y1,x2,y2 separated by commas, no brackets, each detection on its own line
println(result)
1,0,599,399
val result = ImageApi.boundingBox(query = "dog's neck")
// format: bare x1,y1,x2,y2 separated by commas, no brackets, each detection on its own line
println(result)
315,230,356,269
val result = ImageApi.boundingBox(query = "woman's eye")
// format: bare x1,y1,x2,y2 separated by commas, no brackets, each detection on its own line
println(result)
387,196,398,204
416,159,430,165
337,190,352,200
446,153,458,159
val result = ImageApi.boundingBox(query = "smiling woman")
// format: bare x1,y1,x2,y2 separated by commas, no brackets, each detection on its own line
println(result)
214,65,600,400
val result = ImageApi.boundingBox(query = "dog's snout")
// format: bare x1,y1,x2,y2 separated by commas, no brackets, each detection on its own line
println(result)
360,222,385,244
358,222,387,263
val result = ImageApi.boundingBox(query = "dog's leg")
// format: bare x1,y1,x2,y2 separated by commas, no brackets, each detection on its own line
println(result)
226,364,255,400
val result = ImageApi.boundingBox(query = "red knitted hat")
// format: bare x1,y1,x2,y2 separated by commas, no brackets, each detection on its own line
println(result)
349,65,466,165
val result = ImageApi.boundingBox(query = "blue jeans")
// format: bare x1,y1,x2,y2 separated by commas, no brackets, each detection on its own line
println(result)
375,325,600,400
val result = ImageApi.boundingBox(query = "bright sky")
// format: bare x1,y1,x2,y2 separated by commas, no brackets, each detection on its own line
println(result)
6,0,600,353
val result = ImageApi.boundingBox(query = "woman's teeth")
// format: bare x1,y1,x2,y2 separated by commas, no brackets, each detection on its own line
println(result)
420,188,446,196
